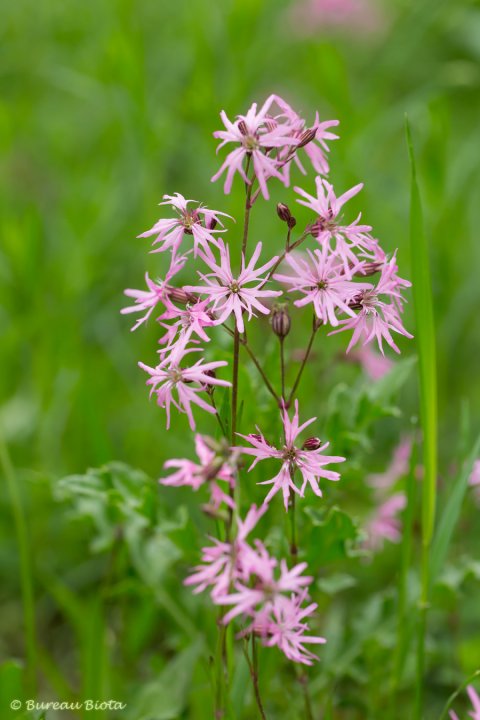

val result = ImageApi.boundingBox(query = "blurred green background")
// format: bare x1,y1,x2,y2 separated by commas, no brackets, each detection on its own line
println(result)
1,0,480,718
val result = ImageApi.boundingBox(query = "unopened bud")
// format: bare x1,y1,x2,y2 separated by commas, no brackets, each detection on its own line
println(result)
166,285,198,305
271,306,291,339
302,437,322,451
276,203,296,229
355,261,383,277
297,127,317,149
238,120,248,136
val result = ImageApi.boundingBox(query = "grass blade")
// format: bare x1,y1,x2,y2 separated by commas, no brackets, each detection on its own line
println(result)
405,116,438,720
431,435,480,584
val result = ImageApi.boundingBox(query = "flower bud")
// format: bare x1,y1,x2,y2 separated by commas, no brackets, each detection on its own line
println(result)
354,261,383,277
276,203,296,229
166,285,198,305
238,120,248,136
302,437,322,451
271,305,291,339
297,127,317,149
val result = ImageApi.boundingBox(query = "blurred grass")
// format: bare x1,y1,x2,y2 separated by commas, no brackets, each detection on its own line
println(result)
1,0,480,717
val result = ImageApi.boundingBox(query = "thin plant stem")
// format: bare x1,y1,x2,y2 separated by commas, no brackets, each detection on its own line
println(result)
231,326,241,445
222,325,281,406
251,634,267,720
279,337,286,400
389,438,418,719
297,670,314,720
0,431,37,695
288,318,319,405
263,230,310,284
209,391,228,438
289,474,298,562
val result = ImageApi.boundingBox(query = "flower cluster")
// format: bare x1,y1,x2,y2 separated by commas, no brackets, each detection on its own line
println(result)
122,94,412,673
186,504,325,664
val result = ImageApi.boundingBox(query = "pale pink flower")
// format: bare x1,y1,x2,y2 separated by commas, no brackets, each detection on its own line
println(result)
211,96,299,199
289,0,384,37
138,193,230,259
364,493,406,552
185,504,268,599
157,299,215,363
218,557,313,623
449,685,480,720
367,437,412,490
238,400,345,510
160,434,235,508
330,287,413,354
469,460,480,504
249,591,326,665
351,345,394,380
269,94,339,178
274,246,369,327
121,255,187,331
139,352,231,430
296,177,374,267
185,241,282,333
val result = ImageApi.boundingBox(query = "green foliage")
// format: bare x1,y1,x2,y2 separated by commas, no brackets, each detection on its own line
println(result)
2,0,480,717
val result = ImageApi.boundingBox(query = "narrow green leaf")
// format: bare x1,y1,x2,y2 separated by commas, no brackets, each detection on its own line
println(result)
431,434,480,583
406,117,438,546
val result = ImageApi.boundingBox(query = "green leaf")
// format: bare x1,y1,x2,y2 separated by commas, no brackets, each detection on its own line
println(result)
304,506,362,564
431,435,480,584
128,641,203,720
406,117,438,546
317,573,357,595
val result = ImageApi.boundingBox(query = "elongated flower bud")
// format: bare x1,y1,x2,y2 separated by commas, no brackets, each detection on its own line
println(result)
277,203,296,229
271,305,291,338
297,127,317,149
166,285,198,305
302,437,322,451
354,261,383,277
238,120,248,136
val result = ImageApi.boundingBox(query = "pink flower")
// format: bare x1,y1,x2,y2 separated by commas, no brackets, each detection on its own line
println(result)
449,685,480,720
139,351,231,430
185,241,282,333
185,504,268,599
269,94,339,178
238,400,345,510
469,460,480,504
121,255,187,331
351,345,394,380
211,96,299,199
249,591,326,665
329,256,412,354
367,437,412,490
160,434,236,509
364,493,406,552
289,0,384,37
138,193,230,259
274,246,369,327
218,556,313,623
157,299,215,363
296,177,375,267
330,291,412,355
